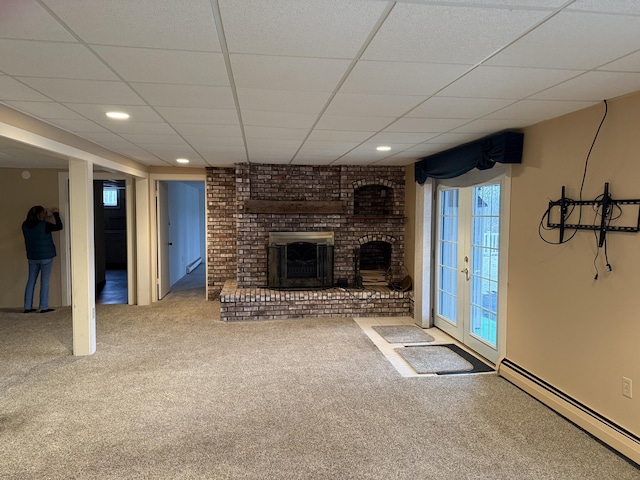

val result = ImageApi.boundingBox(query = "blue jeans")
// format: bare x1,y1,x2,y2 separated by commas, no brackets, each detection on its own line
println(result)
24,258,54,311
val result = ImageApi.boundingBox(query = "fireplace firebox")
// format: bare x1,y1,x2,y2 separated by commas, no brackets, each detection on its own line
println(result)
268,232,334,289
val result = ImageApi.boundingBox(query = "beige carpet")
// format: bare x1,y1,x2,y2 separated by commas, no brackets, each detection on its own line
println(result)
0,300,638,479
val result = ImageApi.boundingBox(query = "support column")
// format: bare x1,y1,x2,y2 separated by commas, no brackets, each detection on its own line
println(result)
135,177,152,305
68,158,96,355
414,178,433,328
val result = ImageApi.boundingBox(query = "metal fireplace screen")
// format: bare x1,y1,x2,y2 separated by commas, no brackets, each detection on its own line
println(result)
268,232,334,289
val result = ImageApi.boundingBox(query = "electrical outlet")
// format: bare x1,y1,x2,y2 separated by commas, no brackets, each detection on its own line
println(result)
623,377,632,398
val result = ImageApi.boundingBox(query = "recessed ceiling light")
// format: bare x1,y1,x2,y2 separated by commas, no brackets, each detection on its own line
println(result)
106,111,130,120
376,146,391,151
176,158,190,164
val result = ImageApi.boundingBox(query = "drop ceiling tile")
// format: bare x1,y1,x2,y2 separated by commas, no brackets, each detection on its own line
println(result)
0,77,50,102
246,138,302,151
0,40,117,80
121,133,187,145
315,115,395,131
94,46,228,85
65,104,164,122
599,51,640,73
438,66,582,99
0,0,76,41
155,107,239,125
18,78,144,104
486,11,640,70
408,97,515,118
231,54,350,92
131,83,234,109
385,118,470,133
48,119,111,133
332,154,385,166
98,122,176,135
307,130,375,143
5,101,82,119
220,0,387,58
368,132,441,144
452,118,529,134
373,155,416,166
425,132,486,145
484,99,597,121
297,141,361,156
242,110,317,129
362,3,550,63
77,132,133,146
348,142,418,157
236,88,331,114
171,123,243,137
140,143,200,159
531,71,640,101
43,0,221,51
326,93,425,117
567,0,640,14
244,126,309,140
184,136,245,149
341,61,471,96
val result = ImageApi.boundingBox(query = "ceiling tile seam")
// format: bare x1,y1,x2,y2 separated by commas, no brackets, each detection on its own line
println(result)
33,0,177,168
210,0,250,166
328,0,581,165
287,1,398,166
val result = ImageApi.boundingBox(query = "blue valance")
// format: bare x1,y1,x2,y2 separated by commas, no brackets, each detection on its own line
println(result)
414,131,524,185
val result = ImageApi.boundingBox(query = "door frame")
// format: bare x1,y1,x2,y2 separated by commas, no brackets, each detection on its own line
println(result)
148,172,207,302
432,167,511,364
58,171,137,306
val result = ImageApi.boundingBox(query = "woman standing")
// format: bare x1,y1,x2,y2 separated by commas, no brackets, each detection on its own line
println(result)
22,206,63,313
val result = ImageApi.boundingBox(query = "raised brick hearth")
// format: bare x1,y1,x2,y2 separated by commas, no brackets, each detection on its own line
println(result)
206,164,411,321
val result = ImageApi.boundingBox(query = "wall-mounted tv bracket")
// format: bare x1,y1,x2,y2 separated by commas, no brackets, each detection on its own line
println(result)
547,183,640,246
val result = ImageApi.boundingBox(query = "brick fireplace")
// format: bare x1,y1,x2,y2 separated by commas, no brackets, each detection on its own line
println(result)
206,164,411,321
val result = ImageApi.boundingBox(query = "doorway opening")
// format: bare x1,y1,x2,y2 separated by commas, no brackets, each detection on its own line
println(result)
96,179,128,304
155,180,206,300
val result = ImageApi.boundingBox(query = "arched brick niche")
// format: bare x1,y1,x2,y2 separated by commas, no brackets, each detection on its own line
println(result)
351,178,402,217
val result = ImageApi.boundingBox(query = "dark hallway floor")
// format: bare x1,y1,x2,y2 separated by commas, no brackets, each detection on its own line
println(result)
96,264,205,304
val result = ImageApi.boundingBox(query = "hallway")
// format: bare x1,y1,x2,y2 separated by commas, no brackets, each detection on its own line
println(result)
96,264,206,304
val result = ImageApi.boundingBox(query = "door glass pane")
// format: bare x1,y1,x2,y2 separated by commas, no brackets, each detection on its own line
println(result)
469,184,499,346
438,189,458,323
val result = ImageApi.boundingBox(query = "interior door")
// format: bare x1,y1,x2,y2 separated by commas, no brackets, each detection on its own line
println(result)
156,181,171,300
434,179,503,364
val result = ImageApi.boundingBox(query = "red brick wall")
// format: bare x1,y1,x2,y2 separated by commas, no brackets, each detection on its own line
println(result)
206,164,405,297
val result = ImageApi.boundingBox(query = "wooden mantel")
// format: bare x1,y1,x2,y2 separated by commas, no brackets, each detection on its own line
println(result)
243,200,346,214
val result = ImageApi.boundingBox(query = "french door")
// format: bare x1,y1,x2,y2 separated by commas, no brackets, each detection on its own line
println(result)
434,174,506,364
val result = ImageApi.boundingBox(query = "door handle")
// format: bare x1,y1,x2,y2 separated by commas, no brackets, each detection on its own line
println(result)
168,242,173,246
461,255,470,281
461,267,470,281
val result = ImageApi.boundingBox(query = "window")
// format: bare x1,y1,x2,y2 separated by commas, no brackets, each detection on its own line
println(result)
103,187,119,208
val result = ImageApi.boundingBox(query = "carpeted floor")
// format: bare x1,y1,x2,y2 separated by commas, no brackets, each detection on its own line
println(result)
0,300,638,479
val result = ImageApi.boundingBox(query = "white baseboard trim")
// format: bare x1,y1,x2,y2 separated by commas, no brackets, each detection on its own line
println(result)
499,358,640,466
186,257,202,274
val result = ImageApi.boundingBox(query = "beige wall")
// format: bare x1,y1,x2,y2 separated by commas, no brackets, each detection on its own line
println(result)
0,168,63,309
508,92,640,436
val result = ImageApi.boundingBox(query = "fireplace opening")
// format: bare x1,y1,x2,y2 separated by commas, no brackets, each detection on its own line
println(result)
286,242,319,279
358,241,391,287
268,232,334,289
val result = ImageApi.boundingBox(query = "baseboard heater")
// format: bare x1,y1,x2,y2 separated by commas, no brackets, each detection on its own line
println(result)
186,257,202,274
498,358,640,465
